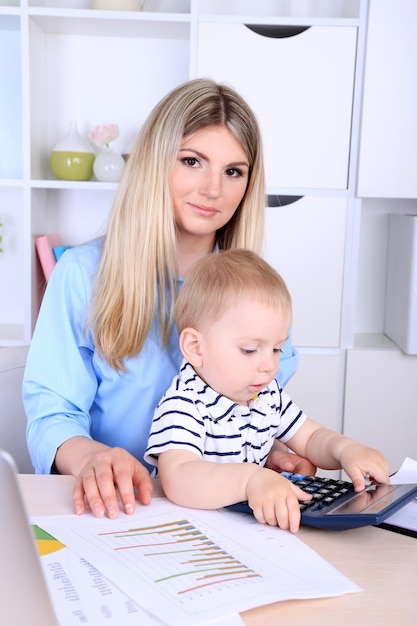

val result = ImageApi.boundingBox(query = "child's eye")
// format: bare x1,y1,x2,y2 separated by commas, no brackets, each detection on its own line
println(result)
273,348,283,354
241,348,256,355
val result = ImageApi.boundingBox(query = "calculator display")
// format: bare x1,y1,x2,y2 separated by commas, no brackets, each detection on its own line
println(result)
327,483,397,515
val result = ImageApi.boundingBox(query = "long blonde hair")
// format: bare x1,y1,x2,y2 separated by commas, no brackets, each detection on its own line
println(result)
90,78,266,370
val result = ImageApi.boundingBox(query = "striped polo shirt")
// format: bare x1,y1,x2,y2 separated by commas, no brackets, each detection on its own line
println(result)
145,360,307,468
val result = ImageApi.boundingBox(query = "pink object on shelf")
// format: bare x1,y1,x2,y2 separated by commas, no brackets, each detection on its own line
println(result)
35,234,62,282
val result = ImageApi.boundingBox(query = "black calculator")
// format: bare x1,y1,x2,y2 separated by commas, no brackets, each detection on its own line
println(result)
225,472,417,531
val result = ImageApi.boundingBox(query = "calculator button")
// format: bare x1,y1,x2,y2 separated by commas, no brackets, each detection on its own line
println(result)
289,473,307,482
299,500,315,511
312,493,327,501
310,481,326,490
322,497,336,506
303,486,318,493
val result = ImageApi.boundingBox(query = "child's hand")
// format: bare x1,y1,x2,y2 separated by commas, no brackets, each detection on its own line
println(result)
339,443,390,492
245,468,312,533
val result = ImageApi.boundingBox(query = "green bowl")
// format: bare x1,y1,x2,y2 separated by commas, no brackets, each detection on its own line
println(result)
50,150,95,181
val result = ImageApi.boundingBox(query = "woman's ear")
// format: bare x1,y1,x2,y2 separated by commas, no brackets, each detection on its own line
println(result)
180,327,203,368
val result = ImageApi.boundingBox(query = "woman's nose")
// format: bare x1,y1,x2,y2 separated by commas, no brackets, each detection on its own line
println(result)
200,170,221,198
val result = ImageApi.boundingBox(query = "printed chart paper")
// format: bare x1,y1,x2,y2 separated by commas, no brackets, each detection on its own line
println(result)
33,524,164,625
32,498,361,626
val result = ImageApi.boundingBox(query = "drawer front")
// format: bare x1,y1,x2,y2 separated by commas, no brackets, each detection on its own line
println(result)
197,23,357,189
264,196,347,347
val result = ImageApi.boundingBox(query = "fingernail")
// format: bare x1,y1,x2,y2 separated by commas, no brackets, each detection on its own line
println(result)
107,506,118,519
92,504,105,518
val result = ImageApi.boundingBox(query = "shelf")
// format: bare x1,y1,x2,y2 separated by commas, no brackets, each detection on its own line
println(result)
198,0,361,19
0,6,20,15
352,333,400,351
0,325,26,345
197,14,359,27
27,0,191,12
28,10,191,38
0,179,24,188
30,179,117,190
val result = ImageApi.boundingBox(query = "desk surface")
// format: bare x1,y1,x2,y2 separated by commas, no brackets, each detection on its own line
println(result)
20,474,417,626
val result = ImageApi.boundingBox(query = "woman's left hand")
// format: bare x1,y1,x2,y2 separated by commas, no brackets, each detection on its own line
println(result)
265,443,316,476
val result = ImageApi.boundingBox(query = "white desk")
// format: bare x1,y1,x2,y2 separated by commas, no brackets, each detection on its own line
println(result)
20,474,417,626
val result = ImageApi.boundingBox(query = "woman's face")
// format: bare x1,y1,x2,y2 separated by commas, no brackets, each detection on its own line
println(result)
171,125,249,245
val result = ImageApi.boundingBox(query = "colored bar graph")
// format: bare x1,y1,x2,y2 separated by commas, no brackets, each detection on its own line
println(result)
95,517,261,599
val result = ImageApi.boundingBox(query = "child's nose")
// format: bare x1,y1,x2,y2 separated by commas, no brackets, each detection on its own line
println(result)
259,352,277,374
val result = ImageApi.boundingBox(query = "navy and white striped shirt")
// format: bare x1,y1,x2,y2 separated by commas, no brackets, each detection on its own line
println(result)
145,360,306,468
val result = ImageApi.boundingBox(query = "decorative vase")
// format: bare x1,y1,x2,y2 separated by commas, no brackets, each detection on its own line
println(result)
50,121,95,181
93,147,125,183
91,0,146,10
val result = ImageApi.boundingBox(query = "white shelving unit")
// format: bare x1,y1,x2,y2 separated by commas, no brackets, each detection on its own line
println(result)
1,0,416,469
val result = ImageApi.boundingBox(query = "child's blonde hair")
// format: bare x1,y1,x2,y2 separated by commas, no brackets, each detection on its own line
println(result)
175,249,292,333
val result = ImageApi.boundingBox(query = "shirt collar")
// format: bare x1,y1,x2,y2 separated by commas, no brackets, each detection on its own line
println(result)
178,360,277,421
179,360,239,422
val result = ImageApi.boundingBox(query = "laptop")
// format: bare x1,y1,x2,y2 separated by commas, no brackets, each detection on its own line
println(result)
0,449,58,625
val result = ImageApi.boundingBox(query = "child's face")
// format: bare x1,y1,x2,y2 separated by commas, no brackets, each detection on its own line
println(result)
194,299,291,405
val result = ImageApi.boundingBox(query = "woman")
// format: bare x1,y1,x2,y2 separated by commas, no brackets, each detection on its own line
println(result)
24,78,313,519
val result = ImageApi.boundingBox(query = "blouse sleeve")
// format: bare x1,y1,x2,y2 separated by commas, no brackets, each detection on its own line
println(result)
23,244,99,474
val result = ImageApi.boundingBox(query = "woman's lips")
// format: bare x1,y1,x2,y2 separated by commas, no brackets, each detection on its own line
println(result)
189,202,218,217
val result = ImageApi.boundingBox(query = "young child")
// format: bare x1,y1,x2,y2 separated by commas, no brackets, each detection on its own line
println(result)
145,249,390,532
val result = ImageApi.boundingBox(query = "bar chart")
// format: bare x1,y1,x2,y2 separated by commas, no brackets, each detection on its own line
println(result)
95,516,262,606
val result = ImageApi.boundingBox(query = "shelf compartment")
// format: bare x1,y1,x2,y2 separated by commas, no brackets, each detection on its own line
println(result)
0,187,25,345
28,14,190,180
0,15,23,180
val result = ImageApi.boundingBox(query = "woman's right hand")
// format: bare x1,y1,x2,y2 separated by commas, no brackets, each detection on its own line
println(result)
55,437,153,518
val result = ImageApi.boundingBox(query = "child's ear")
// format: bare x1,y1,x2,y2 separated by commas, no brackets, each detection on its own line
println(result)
180,327,203,368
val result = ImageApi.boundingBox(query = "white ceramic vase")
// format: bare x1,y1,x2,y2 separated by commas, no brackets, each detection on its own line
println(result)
93,148,125,183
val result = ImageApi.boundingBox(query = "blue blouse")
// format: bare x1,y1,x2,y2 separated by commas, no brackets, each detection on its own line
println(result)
23,238,299,474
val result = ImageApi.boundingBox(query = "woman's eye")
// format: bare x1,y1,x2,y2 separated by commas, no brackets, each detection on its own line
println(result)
182,157,199,167
226,167,243,177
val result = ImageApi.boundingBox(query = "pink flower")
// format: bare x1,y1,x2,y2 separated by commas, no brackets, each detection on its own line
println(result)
89,123,120,148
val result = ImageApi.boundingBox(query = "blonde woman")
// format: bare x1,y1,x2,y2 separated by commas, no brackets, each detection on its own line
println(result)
24,78,312,518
